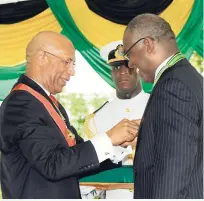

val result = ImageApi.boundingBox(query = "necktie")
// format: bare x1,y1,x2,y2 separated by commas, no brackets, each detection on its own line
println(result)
49,94,59,108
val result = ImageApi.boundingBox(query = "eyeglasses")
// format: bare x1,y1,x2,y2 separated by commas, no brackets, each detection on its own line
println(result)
44,51,75,66
123,37,146,60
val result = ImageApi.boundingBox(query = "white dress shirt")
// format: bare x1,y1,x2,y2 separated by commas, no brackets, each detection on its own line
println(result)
87,90,150,165
30,77,114,163
81,90,150,199
154,55,173,80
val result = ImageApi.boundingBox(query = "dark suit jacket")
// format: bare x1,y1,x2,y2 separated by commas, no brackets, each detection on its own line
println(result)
0,75,102,199
134,59,203,199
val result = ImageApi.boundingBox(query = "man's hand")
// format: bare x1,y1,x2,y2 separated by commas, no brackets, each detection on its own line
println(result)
120,137,137,148
120,119,141,147
106,119,138,146
132,119,141,126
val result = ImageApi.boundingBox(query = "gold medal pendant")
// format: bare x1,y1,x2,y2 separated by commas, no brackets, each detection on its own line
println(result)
67,128,75,140
127,145,136,165
66,128,76,146
132,145,136,161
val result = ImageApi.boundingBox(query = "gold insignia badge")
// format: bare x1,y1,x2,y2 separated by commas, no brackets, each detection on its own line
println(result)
114,44,125,60
107,44,128,64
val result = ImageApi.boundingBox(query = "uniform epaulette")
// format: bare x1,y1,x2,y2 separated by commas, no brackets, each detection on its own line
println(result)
84,101,109,139
93,101,109,114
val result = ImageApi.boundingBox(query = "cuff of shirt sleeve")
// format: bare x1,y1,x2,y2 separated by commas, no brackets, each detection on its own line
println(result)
90,133,113,163
112,145,133,164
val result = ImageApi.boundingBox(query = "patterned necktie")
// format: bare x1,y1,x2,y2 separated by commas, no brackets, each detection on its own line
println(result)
49,94,59,108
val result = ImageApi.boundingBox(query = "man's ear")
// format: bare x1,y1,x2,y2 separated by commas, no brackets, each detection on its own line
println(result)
36,51,47,67
144,38,154,53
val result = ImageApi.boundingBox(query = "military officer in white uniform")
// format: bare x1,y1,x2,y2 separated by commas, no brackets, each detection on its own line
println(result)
80,41,150,199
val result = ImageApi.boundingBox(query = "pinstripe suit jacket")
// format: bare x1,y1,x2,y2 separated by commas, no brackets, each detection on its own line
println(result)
134,59,203,199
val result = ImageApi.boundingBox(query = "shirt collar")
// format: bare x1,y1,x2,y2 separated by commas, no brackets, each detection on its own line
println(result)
29,78,50,96
115,90,146,102
154,55,173,80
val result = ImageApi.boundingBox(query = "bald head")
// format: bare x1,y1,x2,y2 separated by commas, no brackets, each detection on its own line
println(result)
25,31,76,95
26,31,74,63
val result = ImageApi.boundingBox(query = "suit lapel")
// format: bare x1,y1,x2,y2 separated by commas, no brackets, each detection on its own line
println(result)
58,103,71,128
16,75,52,102
15,75,67,121
135,60,187,156
138,59,187,131
136,78,159,137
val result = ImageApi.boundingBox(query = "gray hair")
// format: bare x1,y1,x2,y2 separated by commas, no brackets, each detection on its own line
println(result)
127,13,175,42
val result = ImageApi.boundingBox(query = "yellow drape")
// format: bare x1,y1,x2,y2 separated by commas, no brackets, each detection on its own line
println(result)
0,0,194,66
0,8,61,66
66,0,194,49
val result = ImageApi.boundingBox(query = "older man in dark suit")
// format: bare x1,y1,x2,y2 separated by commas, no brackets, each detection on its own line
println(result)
123,14,203,199
0,31,138,199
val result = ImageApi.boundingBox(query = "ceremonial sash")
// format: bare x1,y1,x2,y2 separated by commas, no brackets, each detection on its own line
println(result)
153,52,185,87
12,83,76,147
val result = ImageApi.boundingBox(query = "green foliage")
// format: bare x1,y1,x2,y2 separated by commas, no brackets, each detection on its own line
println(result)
189,51,204,74
56,93,113,138
56,52,203,139
89,93,109,112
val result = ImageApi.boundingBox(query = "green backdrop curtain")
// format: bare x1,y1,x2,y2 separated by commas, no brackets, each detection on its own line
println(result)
47,0,203,95
195,31,203,57
0,0,203,101
175,0,203,58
